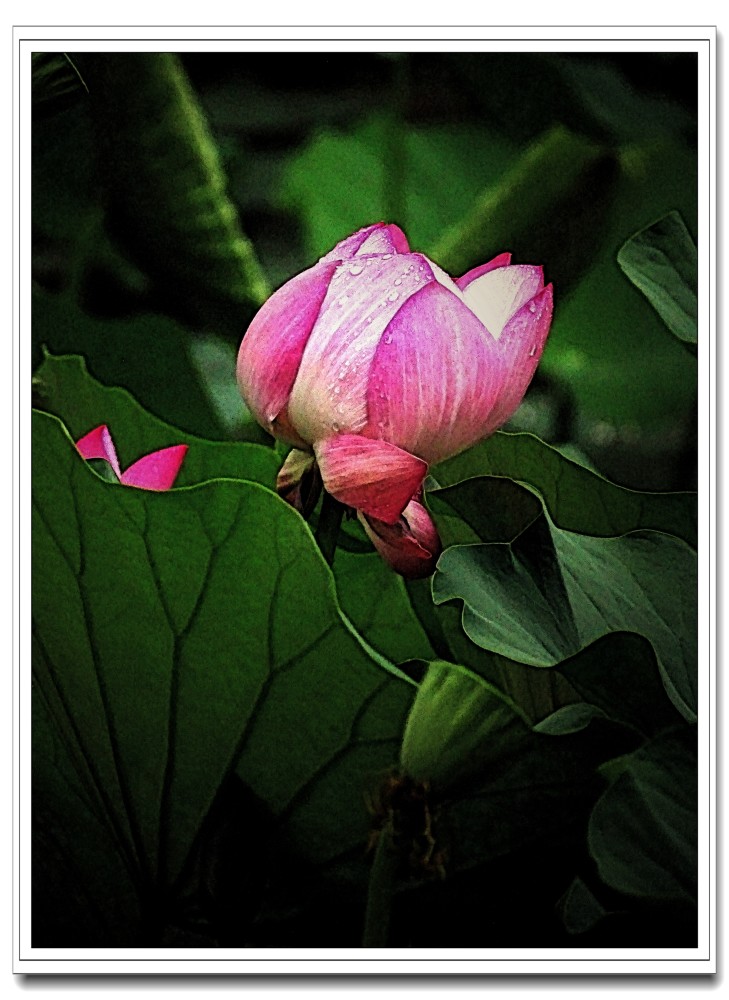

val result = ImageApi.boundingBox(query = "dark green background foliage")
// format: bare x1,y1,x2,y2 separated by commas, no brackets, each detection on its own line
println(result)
31,50,699,948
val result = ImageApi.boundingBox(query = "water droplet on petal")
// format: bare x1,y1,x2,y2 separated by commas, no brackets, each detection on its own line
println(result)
529,344,537,357
332,422,340,432
349,263,364,276
394,277,402,286
384,334,393,345
528,301,537,313
334,385,341,394
382,253,392,260
387,291,399,302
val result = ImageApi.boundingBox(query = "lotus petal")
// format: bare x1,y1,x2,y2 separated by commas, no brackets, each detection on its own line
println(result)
120,445,188,491
75,424,122,480
365,279,505,465
236,260,340,448
359,499,441,579
314,433,427,524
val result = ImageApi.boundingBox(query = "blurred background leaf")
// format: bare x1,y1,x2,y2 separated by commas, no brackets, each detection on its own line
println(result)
73,53,268,326
617,210,698,347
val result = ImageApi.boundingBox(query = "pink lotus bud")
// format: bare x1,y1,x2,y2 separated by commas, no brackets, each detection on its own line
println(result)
359,497,442,580
237,223,553,574
76,425,187,491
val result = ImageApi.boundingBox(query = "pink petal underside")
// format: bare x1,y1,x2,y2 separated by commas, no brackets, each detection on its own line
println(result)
236,260,339,448
479,283,553,435
364,279,507,465
75,425,122,480
314,433,427,524
455,252,512,290
120,445,188,491
287,253,434,444
461,264,544,339
319,223,410,263
359,498,442,579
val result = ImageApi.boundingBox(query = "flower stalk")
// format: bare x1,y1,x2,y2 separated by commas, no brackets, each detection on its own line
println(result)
314,491,345,568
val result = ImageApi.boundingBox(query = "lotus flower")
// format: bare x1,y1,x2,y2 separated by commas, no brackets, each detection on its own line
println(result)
237,223,553,577
76,425,188,491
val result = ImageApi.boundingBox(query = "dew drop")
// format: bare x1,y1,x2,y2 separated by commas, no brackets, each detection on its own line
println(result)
394,277,402,286
334,385,341,394
332,421,340,432
387,290,399,302
528,302,537,313
529,344,537,357
384,334,393,345
349,263,364,276
382,253,392,260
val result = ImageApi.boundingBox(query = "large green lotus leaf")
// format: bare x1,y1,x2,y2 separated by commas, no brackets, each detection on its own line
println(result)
32,411,416,931
34,352,278,489
555,631,684,738
32,674,142,945
331,548,435,665
433,482,697,722
428,475,542,549
417,474,686,732
407,570,581,726
431,429,696,547
589,727,697,903
408,565,681,734
617,210,698,346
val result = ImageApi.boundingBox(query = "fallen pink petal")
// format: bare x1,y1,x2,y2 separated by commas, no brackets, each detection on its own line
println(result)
75,424,122,480
75,425,188,491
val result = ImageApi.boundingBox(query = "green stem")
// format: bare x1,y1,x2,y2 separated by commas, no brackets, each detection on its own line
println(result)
314,491,344,567
362,820,399,948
